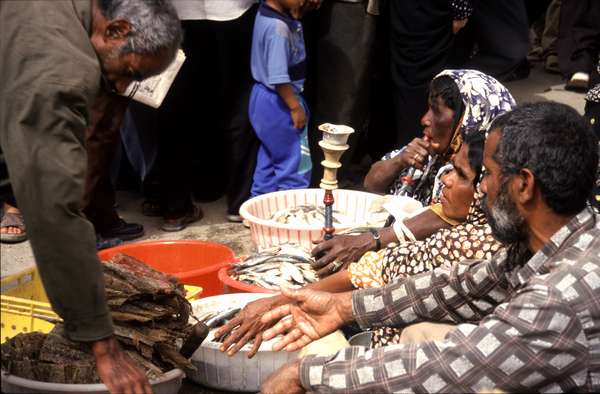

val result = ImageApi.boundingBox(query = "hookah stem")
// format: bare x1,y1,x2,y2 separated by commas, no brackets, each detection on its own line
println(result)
399,135,430,193
323,190,335,240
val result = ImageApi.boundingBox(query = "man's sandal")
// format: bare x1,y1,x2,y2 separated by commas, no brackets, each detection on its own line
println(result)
1,210,27,243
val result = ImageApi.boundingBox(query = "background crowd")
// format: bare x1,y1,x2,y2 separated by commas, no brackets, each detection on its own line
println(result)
2,0,599,245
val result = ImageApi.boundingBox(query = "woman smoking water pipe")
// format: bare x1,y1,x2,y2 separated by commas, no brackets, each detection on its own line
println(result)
213,130,503,358
310,69,515,277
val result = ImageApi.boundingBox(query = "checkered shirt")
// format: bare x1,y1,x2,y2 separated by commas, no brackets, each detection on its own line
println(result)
300,208,600,393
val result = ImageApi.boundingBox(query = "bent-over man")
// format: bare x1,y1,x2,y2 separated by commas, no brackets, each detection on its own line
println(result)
0,1,182,392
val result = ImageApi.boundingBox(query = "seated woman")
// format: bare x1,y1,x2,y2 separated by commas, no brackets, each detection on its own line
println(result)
312,69,515,276
214,131,503,357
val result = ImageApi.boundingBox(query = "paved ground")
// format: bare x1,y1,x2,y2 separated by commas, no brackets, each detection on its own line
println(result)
0,63,587,278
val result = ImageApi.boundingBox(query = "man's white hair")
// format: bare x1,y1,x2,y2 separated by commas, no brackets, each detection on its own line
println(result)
98,0,182,55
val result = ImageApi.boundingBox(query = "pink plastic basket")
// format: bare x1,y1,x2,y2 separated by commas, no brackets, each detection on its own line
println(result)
239,188,382,251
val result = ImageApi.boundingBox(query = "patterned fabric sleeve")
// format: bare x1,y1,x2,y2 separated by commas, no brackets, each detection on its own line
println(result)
450,0,473,20
300,284,588,393
347,250,387,289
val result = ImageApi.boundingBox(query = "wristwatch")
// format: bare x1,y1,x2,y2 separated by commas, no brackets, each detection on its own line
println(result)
369,229,381,251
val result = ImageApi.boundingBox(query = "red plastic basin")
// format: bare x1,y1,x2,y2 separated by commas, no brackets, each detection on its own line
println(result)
98,240,235,297
218,266,277,294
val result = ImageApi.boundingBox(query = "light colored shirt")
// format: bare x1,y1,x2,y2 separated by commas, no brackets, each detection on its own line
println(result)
301,208,600,393
171,0,257,21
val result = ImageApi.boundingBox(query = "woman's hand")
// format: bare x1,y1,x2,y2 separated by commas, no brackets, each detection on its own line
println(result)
311,234,375,277
399,137,430,169
214,295,286,358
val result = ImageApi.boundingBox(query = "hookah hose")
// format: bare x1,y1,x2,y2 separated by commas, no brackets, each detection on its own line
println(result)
398,136,430,193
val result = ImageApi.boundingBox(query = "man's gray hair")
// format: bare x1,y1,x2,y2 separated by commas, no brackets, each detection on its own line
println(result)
98,0,182,55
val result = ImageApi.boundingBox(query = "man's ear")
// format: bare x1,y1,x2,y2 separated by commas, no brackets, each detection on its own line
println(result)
515,168,536,205
104,19,131,40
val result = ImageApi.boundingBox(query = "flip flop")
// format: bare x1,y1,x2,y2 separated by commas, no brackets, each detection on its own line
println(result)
1,210,27,243
161,204,203,232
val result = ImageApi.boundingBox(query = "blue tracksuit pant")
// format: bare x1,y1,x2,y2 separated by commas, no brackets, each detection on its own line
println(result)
249,83,311,196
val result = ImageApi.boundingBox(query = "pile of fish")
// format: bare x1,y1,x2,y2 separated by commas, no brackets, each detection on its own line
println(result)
1,253,194,384
269,205,354,226
230,244,317,290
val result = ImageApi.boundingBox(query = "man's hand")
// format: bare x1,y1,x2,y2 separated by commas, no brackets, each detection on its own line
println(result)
261,287,353,352
214,295,286,358
260,359,304,394
311,234,375,277
452,18,468,34
92,336,152,394
291,105,306,129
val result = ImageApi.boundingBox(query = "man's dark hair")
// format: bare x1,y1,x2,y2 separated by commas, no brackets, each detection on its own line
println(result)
429,75,464,128
491,101,598,215
464,131,485,186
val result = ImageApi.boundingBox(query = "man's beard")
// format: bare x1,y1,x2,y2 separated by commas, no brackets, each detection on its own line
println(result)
482,179,528,246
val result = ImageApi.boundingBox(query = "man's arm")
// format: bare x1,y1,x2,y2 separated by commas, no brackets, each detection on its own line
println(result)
262,253,510,351
353,251,510,330
298,285,588,393
3,84,114,341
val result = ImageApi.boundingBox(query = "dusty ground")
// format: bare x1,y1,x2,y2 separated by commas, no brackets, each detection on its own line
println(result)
0,63,586,278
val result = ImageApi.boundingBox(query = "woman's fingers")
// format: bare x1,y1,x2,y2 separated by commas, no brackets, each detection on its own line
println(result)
248,333,263,359
219,321,247,352
228,328,256,356
214,314,241,340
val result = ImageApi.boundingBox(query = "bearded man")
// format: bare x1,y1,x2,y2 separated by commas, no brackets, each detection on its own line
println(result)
258,101,599,393
0,1,182,392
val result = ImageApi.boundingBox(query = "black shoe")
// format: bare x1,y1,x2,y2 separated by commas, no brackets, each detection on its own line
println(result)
99,219,144,241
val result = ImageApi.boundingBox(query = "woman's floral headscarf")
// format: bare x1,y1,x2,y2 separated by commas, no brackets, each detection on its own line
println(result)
388,69,516,205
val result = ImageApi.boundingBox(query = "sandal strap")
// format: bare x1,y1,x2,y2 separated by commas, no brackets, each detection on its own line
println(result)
1,211,26,230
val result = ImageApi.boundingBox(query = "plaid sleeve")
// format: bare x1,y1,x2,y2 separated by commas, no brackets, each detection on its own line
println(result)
450,0,473,20
300,283,589,392
352,250,510,330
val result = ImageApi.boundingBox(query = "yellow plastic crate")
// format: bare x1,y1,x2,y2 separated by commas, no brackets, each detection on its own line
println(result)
1,267,202,343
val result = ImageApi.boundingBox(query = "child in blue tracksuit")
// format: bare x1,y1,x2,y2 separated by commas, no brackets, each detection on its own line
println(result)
249,0,312,196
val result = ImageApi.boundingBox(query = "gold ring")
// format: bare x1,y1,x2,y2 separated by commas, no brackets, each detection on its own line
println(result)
331,260,342,271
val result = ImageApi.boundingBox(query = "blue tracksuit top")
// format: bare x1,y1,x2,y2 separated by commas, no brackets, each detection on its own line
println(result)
250,2,306,93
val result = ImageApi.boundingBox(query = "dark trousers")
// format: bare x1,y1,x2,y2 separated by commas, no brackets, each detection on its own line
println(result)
557,0,600,78
211,7,260,214
303,0,378,184
386,0,455,149
82,92,129,233
451,0,529,80
0,147,16,207
131,8,259,217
